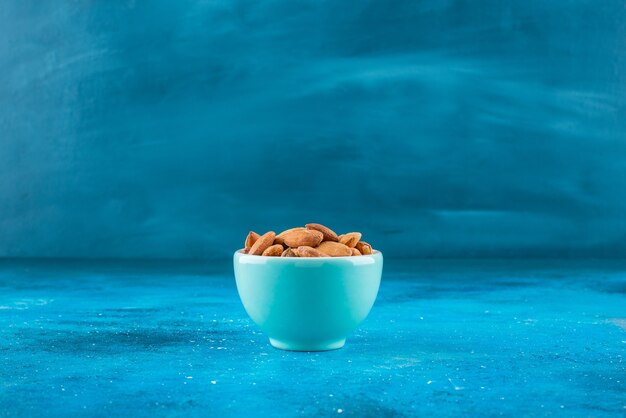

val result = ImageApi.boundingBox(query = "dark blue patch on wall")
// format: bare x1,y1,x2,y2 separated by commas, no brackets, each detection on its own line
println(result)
1,1,625,259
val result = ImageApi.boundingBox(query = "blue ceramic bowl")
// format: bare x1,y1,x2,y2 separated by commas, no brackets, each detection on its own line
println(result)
233,250,383,351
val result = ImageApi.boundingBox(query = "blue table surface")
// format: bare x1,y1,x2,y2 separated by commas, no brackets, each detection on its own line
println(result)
1,259,625,417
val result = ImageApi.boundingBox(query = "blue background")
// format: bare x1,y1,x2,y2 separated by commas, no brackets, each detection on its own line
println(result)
1,1,625,259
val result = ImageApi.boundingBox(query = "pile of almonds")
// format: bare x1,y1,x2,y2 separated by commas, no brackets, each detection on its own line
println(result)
242,223,374,257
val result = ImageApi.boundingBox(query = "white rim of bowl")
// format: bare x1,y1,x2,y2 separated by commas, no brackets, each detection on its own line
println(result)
235,249,381,259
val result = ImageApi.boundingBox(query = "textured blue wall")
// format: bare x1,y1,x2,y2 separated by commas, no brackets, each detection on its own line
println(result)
1,1,625,259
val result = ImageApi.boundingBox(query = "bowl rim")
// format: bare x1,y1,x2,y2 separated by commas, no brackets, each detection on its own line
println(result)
234,248,382,261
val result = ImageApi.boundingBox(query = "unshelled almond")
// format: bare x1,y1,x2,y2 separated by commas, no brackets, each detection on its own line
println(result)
248,231,276,255
316,241,352,257
282,229,324,248
281,248,298,257
296,246,329,257
274,227,305,245
241,224,375,257
355,241,372,255
339,232,361,248
262,244,284,257
245,231,260,249
305,223,338,242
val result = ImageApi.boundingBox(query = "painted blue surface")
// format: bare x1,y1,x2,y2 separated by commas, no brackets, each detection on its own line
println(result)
2,1,626,259
1,260,625,416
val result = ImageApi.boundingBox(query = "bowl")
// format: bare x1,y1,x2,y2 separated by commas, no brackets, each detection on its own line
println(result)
233,250,383,351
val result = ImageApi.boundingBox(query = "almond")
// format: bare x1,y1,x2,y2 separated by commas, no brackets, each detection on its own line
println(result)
281,248,298,257
316,241,352,257
282,229,324,248
244,231,261,249
262,244,284,257
351,248,361,256
274,227,305,245
355,241,372,255
295,246,329,257
305,223,338,242
339,232,362,248
248,231,276,255
241,248,249,254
